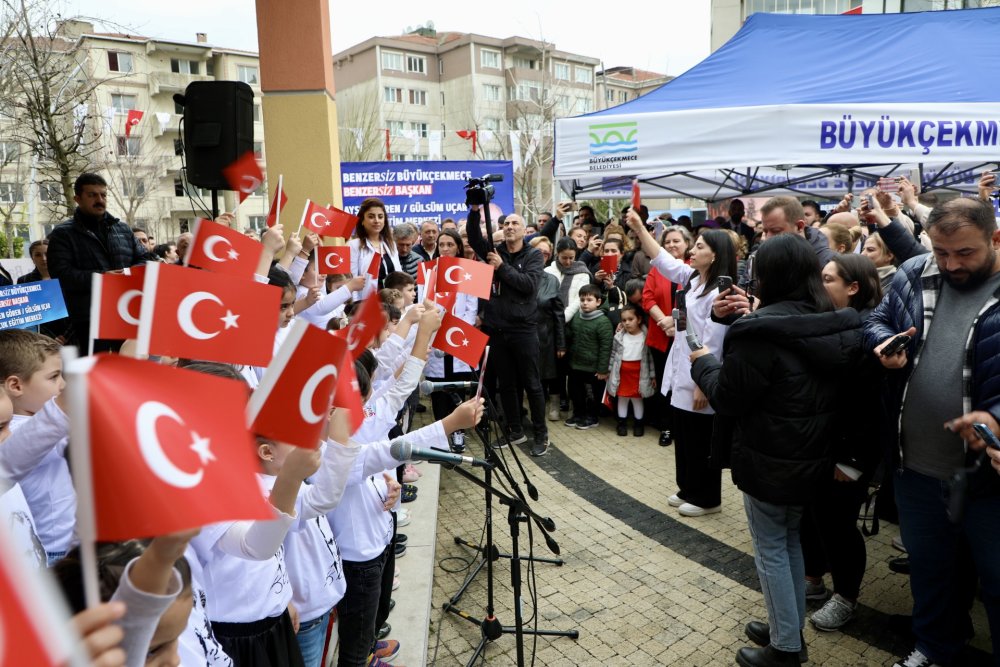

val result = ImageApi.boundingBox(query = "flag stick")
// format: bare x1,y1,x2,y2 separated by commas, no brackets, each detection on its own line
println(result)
314,249,320,288
296,198,309,236
62,346,100,610
476,345,490,397
275,175,284,228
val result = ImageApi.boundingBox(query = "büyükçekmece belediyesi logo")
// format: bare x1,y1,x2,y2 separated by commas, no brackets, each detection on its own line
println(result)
588,121,638,171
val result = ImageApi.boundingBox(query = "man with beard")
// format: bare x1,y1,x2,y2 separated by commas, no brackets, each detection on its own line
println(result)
864,197,1000,667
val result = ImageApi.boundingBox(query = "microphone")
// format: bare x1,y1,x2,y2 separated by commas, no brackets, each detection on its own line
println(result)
418,380,476,395
390,439,493,469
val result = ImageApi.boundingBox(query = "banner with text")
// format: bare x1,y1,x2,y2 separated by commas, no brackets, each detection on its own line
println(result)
341,161,515,226
0,280,68,330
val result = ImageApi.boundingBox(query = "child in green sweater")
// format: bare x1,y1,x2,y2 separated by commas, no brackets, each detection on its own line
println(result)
565,284,614,430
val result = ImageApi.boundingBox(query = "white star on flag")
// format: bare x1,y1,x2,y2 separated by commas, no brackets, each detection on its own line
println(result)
189,432,216,464
227,249,240,261
220,310,240,329
463,273,472,281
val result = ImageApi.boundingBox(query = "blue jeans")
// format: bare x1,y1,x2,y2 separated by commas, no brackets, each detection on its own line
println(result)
337,547,388,667
46,550,67,567
296,610,331,667
743,493,805,652
894,467,1000,663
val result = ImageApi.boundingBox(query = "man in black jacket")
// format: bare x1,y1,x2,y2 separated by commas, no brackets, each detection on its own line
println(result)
47,173,153,351
466,206,549,456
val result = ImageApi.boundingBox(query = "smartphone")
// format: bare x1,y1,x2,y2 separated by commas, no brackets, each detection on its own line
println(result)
672,307,687,332
880,333,911,357
865,194,876,209
877,177,900,193
717,275,733,293
972,423,1000,451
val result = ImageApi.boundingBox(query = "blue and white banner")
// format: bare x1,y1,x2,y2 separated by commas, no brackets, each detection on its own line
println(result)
0,279,68,330
340,161,515,226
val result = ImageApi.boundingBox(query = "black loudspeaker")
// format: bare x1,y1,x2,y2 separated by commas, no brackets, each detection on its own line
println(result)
178,81,254,190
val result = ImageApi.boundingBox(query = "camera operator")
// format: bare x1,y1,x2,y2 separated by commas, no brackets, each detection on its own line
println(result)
466,186,549,456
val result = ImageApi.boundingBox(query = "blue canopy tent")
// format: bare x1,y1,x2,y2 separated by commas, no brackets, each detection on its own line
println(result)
554,8,1000,201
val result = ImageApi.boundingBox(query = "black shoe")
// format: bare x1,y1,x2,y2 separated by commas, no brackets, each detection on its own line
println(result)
616,418,628,436
377,622,391,640
414,404,427,413
396,533,407,545
394,543,406,558
889,556,910,575
736,645,802,666
389,598,396,613
659,430,672,446
633,419,644,437
745,622,808,663
564,415,583,427
559,399,569,412
530,437,549,457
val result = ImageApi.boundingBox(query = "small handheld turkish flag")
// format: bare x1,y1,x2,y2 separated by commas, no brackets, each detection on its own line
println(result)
300,200,341,236
184,218,264,281
433,313,489,368
600,254,619,275
89,266,145,345
631,178,641,211
125,109,143,137
222,151,264,203
435,256,493,299
248,319,348,448
336,295,387,361
332,355,364,432
323,205,358,238
266,178,288,228
416,259,437,285
77,355,273,540
136,262,281,366
318,246,351,275
367,253,382,280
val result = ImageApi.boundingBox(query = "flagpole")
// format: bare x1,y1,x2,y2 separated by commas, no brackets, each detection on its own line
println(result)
62,346,100,610
275,175,284,228
296,198,309,236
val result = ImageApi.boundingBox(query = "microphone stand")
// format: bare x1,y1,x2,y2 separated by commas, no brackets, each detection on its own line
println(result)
442,390,577,666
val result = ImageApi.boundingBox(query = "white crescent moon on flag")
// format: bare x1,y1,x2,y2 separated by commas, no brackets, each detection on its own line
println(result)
177,292,224,340
203,235,233,263
324,252,343,270
345,324,361,351
299,364,339,424
136,401,203,489
444,327,466,348
239,175,261,194
310,211,328,227
443,265,464,285
117,289,142,326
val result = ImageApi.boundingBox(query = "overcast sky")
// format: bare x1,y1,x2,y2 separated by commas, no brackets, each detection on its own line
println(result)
64,0,712,77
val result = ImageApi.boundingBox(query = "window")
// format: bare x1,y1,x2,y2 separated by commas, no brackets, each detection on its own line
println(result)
170,59,200,75
512,56,536,70
484,151,501,160
206,60,214,77
575,67,593,84
391,154,407,162
410,122,428,138
110,94,137,113
482,84,502,102
381,51,403,71
237,65,259,85
174,99,184,115
0,141,19,161
174,178,184,197
619,91,628,103
408,89,426,105
411,154,428,161
554,63,570,80
483,117,501,132
480,49,501,69
388,120,405,137
247,215,266,231
555,95,569,112
440,91,445,106
253,141,263,159
406,55,426,74
38,182,62,202
0,183,23,203
384,87,402,103
509,83,541,102
173,139,183,156
122,178,146,198
252,105,261,122
107,52,133,73
578,97,593,113
116,136,141,156
605,88,614,102
438,59,443,75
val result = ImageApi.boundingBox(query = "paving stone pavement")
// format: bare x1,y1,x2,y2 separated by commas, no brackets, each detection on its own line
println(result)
420,414,993,666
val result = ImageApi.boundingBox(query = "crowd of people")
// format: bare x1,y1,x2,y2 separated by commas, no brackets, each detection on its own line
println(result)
2,168,1000,667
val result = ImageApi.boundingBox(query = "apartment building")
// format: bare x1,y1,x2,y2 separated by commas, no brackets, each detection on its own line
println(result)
597,67,673,111
8,20,267,246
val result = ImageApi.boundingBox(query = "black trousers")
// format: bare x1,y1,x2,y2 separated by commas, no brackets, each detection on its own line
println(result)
672,407,721,508
337,546,389,667
648,346,672,431
568,368,604,420
800,478,869,600
485,328,547,441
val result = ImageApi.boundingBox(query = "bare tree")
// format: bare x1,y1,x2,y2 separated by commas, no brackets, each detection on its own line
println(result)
337,86,388,162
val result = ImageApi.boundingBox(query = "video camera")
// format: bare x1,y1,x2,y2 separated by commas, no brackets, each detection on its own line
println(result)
464,173,504,207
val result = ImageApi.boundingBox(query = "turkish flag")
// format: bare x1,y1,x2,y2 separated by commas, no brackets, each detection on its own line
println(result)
125,109,143,137
600,254,619,275
136,262,281,367
456,129,477,154
631,178,641,211
248,320,348,449
185,217,264,281
222,150,264,203
79,355,273,540
435,256,493,299
318,246,351,275
336,295,386,361
332,354,364,432
266,184,288,228
416,259,437,285
841,5,862,13
301,200,343,237
432,313,488,368
90,266,145,343
323,205,357,238
367,253,381,280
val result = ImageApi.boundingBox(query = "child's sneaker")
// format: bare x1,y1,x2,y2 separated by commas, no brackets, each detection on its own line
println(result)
564,415,583,427
575,417,599,430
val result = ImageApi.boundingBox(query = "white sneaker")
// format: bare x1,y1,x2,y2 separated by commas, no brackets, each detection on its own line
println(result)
677,503,721,517
667,494,684,508
893,649,942,667
810,593,856,631
397,510,411,527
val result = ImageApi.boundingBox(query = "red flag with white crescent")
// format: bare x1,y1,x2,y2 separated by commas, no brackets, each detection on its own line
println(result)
367,253,382,280
265,183,288,228
323,205,358,238
318,246,351,275
416,258,437,285
332,355,364,432
334,295,386,361
125,109,143,137
432,313,488,368
222,151,264,203
248,319,349,448
184,217,263,281
90,266,145,343
434,256,493,299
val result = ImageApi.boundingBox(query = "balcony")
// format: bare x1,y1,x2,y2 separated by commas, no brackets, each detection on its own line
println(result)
149,71,213,95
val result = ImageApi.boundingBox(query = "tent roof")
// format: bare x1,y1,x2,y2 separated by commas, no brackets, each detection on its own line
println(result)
585,8,1000,116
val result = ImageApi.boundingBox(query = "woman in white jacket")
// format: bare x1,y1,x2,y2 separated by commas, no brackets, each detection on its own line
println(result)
349,198,400,301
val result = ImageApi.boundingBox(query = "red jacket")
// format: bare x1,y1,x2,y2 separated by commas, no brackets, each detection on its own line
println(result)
642,265,675,352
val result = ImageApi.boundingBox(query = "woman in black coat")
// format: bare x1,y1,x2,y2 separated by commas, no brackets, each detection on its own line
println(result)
690,234,863,667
